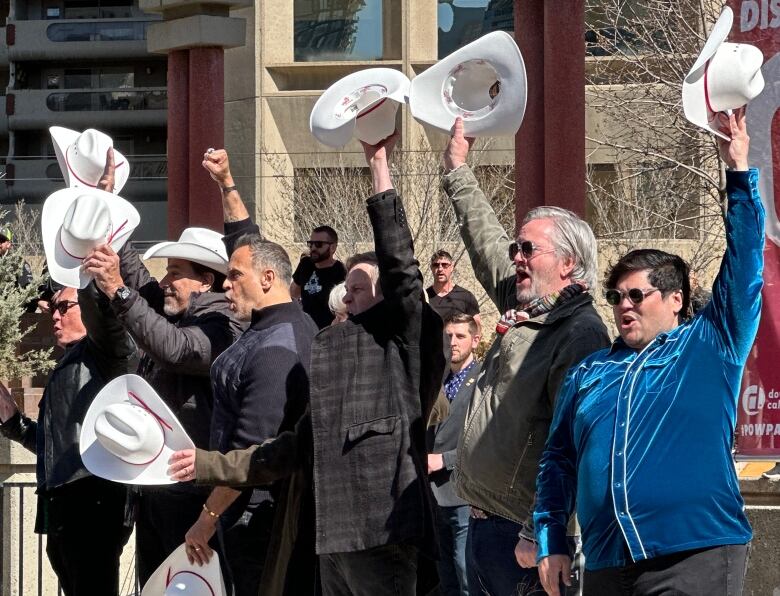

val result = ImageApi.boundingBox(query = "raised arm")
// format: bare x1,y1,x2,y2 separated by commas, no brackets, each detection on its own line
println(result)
442,118,516,311
361,133,424,333
78,281,135,379
703,109,765,363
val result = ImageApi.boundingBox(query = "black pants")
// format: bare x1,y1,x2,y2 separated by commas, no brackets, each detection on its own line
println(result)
219,500,276,596
319,544,419,596
135,487,207,585
44,476,132,596
584,544,750,596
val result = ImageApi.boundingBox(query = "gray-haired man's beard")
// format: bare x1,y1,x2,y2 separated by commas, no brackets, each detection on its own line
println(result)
163,293,189,317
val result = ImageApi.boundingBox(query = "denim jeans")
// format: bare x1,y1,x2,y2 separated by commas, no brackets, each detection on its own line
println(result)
436,505,470,595
319,543,419,596
466,515,545,596
583,544,750,596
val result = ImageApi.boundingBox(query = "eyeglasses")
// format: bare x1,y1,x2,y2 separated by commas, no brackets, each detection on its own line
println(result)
508,241,556,261
51,300,79,316
306,240,333,249
605,288,660,306
431,262,452,270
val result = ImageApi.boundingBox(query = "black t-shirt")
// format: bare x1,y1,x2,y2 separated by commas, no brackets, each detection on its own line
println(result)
425,284,480,321
293,257,347,329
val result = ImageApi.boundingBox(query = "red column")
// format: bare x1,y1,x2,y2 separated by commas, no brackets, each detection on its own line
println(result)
187,47,225,231
514,0,585,231
166,48,225,238
167,50,190,238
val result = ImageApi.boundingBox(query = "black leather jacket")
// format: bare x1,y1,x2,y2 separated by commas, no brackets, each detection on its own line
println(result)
0,285,135,491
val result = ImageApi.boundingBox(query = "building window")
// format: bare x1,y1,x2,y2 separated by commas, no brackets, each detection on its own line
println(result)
46,90,167,112
294,0,386,62
47,21,148,42
437,0,513,59
61,0,133,20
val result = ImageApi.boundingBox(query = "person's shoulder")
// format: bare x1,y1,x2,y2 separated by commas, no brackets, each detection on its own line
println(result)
333,259,347,273
425,285,436,298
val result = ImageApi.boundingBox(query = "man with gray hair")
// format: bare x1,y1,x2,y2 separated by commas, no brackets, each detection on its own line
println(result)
179,149,318,596
441,117,610,595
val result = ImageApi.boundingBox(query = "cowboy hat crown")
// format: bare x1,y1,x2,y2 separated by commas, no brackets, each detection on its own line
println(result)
94,403,166,465
141,544,227,596
59,194,113,259
143,227,228,275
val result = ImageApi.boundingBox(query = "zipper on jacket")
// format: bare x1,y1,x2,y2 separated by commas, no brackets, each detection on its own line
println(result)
509,431,534,491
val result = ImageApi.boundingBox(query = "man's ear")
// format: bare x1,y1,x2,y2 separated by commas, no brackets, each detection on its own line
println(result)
200,271,215,292
260,268,276,291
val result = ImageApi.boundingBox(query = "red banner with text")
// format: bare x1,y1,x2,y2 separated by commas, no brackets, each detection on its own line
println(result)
728,0,780,458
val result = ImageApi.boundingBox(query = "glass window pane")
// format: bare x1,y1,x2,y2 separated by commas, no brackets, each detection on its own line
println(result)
438,0,514,59
294,0,384,62
64,69,92,89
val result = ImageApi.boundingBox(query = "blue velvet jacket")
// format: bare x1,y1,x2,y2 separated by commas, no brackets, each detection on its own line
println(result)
534,168,765,570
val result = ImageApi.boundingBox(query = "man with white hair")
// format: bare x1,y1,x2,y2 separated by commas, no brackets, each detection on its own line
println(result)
440,117,610,595
81,160,243,584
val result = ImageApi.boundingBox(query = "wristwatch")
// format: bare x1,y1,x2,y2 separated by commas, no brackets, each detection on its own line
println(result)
114,286,131,301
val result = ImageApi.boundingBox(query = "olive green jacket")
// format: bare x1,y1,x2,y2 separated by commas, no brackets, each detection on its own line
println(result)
443,165,610,534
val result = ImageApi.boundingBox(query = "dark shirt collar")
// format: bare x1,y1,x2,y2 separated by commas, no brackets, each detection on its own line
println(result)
249,301,301,330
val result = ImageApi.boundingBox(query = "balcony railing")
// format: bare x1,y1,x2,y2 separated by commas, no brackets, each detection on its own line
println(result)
45,89,167,112
46,20,150,42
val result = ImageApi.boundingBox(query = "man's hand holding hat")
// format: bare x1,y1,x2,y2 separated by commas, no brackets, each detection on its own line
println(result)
82,244,124,299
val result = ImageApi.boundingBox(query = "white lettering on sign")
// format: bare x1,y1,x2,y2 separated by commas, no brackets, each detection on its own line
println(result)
740,0,780,32
742,384,767,415
740,423,780,435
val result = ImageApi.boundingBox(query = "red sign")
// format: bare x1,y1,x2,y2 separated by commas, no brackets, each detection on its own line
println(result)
728,0,780,458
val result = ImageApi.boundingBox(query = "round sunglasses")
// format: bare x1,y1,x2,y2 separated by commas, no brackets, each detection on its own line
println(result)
508,241,555,261
605,288,659,306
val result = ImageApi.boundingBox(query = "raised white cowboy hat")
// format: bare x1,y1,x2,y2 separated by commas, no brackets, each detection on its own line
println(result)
142,544,227,596
409,31,526,137
310,68,410,148
682,6,765,140
143,228,228,275
50,126,130,193
80,374,194,485
42,187,140,289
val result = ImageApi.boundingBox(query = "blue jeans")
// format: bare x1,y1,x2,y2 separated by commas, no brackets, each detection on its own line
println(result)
466,515,545,596
435,505,470,595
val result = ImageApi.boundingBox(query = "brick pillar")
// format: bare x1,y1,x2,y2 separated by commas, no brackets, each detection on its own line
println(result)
514,0,585,231
167,50,189,238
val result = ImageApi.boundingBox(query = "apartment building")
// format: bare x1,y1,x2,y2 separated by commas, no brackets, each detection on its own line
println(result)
0,0,167,241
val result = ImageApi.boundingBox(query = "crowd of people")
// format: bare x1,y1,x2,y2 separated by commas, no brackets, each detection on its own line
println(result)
0,105,765,596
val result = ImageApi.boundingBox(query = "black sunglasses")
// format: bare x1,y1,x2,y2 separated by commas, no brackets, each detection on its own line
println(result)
605,288,659,306
508,241,555,261
307,240,333,249
51,300,79,316
431,262,452,270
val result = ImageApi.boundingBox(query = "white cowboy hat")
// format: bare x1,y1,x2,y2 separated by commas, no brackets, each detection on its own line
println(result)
80,374,194,485
682,7,765,140
143,228,228,275
42,187,140,289
310,68,410,148
50,126,130,193
141,544,227,596
409,31,526,137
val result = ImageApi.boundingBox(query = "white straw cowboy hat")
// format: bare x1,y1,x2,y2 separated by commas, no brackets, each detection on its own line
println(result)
42,187,140,289
682,6,765,140
80,374,194,485
409,31,526,137
142,544,227,596
310,68,410,147
50,126,130,193
143,228,228,275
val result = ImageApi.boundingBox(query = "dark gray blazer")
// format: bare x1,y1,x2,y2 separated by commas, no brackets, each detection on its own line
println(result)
428,362,480,507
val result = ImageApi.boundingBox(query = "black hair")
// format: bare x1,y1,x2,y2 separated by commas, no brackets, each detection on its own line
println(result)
313,225,338,243
190,261,227,294
429,249,453,265
606,249,691,319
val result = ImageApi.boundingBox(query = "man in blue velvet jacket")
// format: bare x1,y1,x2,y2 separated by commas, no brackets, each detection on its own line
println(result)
534,109,764,596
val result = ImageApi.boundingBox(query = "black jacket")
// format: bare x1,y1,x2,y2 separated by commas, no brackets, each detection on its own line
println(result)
0,285,134,492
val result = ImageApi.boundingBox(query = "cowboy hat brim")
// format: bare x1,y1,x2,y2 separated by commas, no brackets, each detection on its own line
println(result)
141,544,227,596
409,31,527,137
310,68,410,148
80,375,194,486
50,126,131,193
143,241,229,275
42,187,140,289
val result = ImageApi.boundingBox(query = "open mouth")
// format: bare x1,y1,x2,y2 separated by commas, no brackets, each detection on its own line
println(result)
620,315,636,329
515,270,530,285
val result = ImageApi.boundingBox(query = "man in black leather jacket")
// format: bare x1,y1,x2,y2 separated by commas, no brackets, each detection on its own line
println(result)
0,285,135,596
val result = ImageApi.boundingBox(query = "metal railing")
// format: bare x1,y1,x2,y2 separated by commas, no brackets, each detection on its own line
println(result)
0,482,140,596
